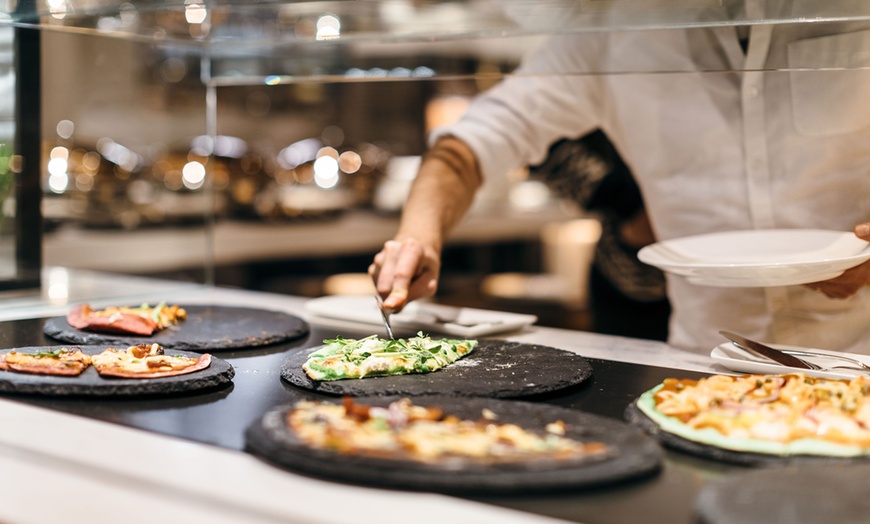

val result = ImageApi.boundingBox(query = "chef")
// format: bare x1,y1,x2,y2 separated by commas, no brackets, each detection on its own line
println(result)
369,2,870,354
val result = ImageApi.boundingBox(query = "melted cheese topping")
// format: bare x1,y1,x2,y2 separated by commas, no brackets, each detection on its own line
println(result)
302,333,477,381
92,344,199,374
3,348,92,373
638,373,870,456
287,398,607,463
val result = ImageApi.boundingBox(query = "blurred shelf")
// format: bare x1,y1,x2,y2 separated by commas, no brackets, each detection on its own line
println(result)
43,207,580,273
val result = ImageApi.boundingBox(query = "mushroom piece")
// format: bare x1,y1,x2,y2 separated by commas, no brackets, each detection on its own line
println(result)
128,344,152,358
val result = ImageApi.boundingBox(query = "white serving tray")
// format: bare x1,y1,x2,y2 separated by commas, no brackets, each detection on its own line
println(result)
304,295,537,338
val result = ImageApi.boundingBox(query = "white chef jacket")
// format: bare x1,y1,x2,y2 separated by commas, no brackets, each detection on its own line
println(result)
436,10,870,353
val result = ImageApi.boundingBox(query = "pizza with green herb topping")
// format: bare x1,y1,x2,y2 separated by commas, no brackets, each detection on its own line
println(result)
0,347,92,376
0,344,211,379
302,333,477,381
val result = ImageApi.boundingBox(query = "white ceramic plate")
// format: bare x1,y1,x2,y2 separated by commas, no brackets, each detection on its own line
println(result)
303,295,537,338
638,229,870,287
711,342,870,380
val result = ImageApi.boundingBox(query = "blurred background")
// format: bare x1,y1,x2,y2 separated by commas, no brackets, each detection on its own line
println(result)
11,6,598,332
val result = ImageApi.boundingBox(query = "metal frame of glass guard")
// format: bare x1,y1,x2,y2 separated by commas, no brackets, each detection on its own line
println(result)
2,1,41,291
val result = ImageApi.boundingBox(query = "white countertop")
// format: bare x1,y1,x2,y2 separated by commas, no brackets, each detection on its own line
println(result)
0,270,721,524
0,400,572,524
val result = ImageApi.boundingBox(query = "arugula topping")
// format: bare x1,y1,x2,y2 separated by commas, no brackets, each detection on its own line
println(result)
32,348,67,359
305,331,477,380
127,301,167,322
150,301,167,322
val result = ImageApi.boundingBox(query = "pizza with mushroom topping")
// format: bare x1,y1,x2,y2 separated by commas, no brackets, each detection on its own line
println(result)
302,333,476,381
636,372,870,457
287,396,608,464
92,343,211,378
67,302,187,336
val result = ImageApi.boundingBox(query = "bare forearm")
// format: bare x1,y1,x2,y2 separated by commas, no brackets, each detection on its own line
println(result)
395,137,483,253
369,137,483,310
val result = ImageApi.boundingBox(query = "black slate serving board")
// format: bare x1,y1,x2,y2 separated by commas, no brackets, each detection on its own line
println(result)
696,463,870,524
0,345,234,396
625,400,870,466
245,394,663,495
43,305,309,351
281,339,593,398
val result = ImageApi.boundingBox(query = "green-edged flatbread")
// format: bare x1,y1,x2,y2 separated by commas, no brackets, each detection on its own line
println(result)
637,374,870,457
302,333,477,381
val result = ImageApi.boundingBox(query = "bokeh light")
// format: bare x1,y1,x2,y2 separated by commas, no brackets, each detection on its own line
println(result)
316,15,340,40
56,120,74,139
184,1,207,24
182,161,206,189
338,151,362,174
313,156,339,188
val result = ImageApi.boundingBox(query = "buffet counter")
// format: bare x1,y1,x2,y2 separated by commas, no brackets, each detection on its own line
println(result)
0,271,732,524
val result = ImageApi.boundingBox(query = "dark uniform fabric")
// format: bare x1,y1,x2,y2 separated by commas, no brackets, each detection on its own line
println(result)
531,130,671,341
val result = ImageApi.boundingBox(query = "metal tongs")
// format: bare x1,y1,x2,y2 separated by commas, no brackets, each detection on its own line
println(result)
720,330,870,374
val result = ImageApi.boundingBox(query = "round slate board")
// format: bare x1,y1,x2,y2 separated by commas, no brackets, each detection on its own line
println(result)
43,305,309,351
696,463,870,524
625,400,870,466
281,339,593,398
0,345,234,396
245,394,663,495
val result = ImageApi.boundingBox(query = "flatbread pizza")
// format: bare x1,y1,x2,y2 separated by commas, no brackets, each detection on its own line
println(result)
0,344,211,380
0,347,92,376
636,372,870,457
287,396,608,464
92,343,211,379
248,394,663,494
302,333,476,381
67,302,187,336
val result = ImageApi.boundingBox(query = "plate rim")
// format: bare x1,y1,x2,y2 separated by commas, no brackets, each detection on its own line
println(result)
638,229,870,270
